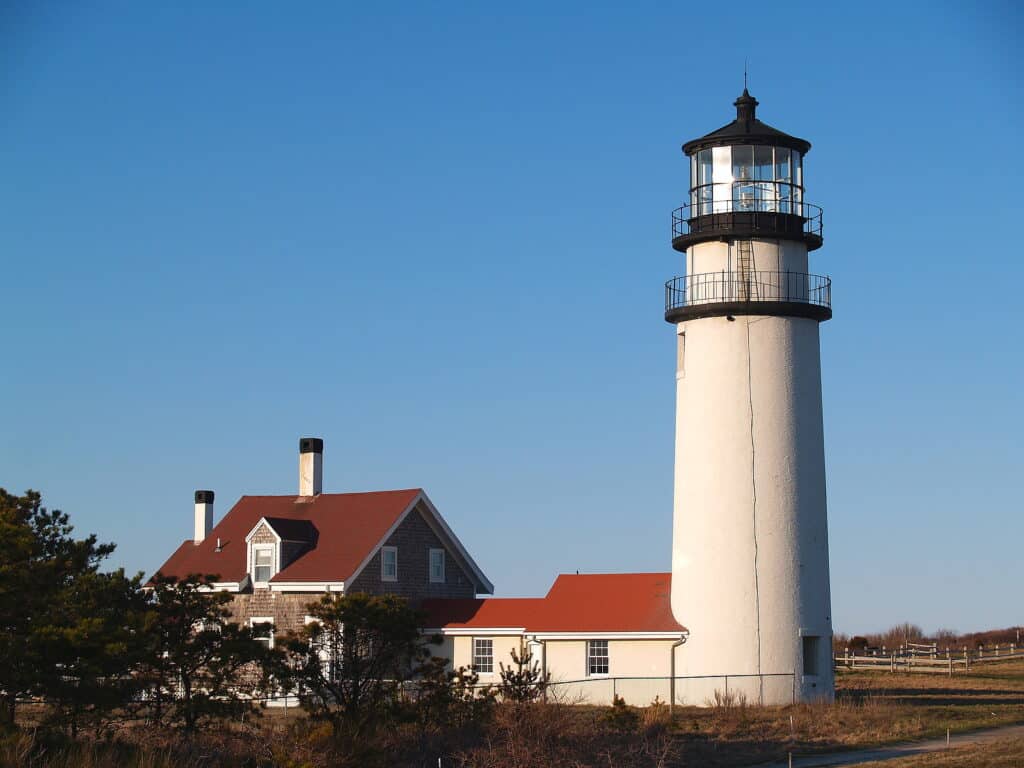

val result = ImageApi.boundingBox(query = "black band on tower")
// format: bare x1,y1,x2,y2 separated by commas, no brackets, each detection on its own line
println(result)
195,490,215,504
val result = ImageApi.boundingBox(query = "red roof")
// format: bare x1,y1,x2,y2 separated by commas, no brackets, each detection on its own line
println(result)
154,490,421,584
422,598,544,629
422,573,685,634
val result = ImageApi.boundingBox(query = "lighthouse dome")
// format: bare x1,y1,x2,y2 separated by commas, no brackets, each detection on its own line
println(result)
682,89,811,156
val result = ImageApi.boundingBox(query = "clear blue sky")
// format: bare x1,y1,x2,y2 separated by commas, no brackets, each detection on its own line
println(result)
2,1,1020,636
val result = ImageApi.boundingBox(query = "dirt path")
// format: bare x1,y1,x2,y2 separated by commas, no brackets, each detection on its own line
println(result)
760,722,1024,767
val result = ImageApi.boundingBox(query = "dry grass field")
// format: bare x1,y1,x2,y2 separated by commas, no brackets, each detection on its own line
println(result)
854,737,1024,767
649,658,1024,765
5,659,1024,767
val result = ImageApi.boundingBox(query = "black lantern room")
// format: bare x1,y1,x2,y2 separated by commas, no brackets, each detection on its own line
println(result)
672,89,822,253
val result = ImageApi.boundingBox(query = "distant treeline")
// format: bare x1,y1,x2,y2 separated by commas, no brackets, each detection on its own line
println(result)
833,622,1021,652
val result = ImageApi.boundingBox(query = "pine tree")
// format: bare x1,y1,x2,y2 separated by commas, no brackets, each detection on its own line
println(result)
278,592,435,738
0,489,132,730
137,573,275,731
497,646,549,703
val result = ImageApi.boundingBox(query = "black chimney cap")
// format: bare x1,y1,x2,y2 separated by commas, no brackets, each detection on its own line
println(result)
681,90,811,156
299,437,324,454
195,490,215,504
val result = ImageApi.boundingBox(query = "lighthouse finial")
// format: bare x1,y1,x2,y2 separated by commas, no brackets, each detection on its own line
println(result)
744,59,748,91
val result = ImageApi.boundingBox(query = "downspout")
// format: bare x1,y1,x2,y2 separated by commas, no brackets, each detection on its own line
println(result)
670,632,689,712
533,636,548,703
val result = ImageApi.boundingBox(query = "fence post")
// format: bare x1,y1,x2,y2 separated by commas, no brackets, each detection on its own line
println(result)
948,657,953,677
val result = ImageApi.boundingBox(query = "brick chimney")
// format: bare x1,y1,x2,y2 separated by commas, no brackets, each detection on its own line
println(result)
299,437,323,496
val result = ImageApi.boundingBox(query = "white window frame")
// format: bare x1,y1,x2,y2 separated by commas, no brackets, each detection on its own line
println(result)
252,544,276,587
381,546,398,582
250,617,274,649
587,639,609,676
472,637,494,675
429,548,446,583
305,615,335,681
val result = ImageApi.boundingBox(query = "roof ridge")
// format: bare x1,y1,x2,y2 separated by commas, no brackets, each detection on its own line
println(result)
240,488,422,500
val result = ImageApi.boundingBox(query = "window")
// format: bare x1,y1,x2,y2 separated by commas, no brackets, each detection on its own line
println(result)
473,638,493,674
429,549,445,583
306,615,339,681
587,640,609,675
774,147,791,182
381,546,398,582
253,545,275,585
251,618,274,649
803,635,820,676
690,145,805,217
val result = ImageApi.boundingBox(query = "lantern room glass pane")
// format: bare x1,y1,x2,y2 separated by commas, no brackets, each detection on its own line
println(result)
732,145,753,183
794,152,803,209
711,147,732,213
754,146,773,181
778,182,792,214
732,146,754,211
698,150,713,185
775,147,791,182
697,149,714,215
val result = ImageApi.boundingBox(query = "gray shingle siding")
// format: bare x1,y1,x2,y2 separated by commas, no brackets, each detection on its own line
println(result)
347,505,476,601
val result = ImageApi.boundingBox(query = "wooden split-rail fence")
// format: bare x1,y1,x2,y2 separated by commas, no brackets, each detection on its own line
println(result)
834,642,1024,675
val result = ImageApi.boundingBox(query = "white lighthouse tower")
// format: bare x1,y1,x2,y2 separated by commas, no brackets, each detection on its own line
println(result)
668,90,834,704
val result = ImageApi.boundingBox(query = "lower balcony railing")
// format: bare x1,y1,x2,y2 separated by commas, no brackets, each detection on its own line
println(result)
665,271,831,318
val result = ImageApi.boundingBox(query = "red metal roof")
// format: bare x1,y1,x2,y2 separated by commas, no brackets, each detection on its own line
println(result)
422,573,685,634
153,489,421,584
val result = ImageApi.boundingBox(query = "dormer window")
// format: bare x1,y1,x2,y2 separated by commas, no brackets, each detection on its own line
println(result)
252,544,276,586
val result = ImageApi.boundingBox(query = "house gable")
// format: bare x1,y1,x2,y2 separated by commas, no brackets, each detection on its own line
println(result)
347,502,477,601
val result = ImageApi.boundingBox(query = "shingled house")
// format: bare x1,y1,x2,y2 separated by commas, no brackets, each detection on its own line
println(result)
153,438,493,643
153,438,688,704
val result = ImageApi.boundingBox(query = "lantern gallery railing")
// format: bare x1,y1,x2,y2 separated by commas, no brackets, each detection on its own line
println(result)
672,199,823,241
665,271,831,318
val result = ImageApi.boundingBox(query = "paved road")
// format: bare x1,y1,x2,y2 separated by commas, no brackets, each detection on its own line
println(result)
760,722,1024,767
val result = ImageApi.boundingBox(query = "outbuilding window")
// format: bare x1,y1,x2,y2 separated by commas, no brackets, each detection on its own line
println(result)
473,638,494,674
587,640,609,675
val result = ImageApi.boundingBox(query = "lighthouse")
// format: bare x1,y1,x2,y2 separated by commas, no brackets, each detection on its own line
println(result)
667,90,834,704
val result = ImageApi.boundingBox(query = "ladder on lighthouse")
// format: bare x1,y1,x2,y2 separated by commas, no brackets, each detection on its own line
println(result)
735,239,755,301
